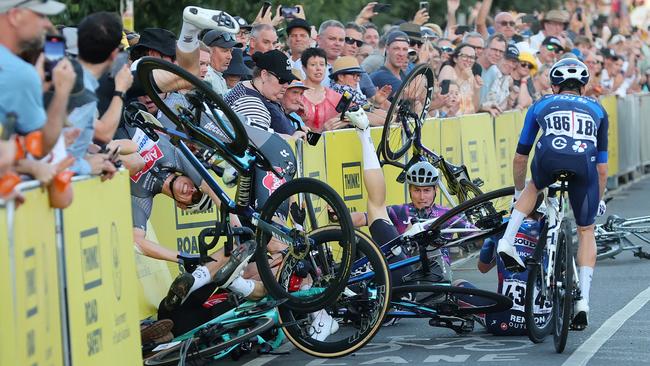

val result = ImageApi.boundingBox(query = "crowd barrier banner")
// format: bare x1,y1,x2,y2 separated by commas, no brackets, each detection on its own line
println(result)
324,129,366,215
494,112,518,188
616,95,640,175
600,95,620,176
638,94,650,166
371,127,407,206
61,172,141,366
459,113,499,193
0,186,63,366
135,222,175,319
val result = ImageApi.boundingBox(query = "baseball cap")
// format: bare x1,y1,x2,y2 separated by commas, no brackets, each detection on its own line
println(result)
543,9,570,24
399,22,423,43
542,36,564,52
252,50,299,84
234,16,252,31
131,28,177,57
609,34,626,46
601,48,621,60
386,31,410,46
505,44,520,60
286,18,311,35
0,0,65,15
202,29,243,49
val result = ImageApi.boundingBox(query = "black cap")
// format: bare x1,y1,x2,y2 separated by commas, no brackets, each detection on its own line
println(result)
223,48,252,78
203,29,243,49
542,36,564,52
252,50,299,83
505,44,520,60
234,16,252,30
601,48,621,60
286,18,311,35
131,28,176,57
385,30,410,46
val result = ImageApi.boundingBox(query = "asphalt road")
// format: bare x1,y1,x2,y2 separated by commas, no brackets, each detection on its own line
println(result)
228,176,650,366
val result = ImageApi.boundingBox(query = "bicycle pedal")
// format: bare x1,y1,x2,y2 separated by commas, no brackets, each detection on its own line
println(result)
472,178,484,188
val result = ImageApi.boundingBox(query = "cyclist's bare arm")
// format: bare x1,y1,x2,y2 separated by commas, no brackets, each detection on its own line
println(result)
512,152,529,191
134,227,180,262
597,163,608,199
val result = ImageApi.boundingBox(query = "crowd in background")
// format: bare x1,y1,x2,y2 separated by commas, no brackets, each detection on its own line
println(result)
2,0,650,204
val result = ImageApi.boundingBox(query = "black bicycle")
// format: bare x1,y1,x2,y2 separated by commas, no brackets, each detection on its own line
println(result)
379,64,484,205
133,57,356,312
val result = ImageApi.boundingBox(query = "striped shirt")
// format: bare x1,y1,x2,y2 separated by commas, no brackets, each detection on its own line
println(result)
224,82,272,131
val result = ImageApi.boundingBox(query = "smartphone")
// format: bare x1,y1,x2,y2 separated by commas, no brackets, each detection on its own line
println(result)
440,79,450,95
576,7,583,22
109,51,129,78
373,3,391,13
280,6,299,19
419,1,429,10
306,131,321,146
455,25,470,35
335,91,354,120
261,1,272,18
44,34,66,82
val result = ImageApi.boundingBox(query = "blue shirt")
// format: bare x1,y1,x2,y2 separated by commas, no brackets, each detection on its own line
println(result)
0,45,46,135
370,66,405,98
517,94,609,163
67,65,99,175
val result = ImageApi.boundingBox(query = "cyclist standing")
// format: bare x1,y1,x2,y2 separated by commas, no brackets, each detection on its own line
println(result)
497,58,609,330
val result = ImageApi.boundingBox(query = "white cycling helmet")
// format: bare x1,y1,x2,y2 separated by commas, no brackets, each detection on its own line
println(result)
185,192,213,214
549,58,590,86
405,161,439,187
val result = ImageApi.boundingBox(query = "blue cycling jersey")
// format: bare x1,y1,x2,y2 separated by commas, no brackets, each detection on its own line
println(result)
516,94,609,164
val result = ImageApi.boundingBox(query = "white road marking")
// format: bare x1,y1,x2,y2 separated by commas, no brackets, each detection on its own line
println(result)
562,286,650,366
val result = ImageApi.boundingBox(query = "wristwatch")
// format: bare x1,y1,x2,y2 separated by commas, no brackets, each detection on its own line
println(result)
112,90,126,101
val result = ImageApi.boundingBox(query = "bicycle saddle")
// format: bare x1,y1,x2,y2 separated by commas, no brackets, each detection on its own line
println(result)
552,170,576,181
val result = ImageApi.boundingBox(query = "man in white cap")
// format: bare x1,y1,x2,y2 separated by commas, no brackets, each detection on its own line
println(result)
0,0,75,155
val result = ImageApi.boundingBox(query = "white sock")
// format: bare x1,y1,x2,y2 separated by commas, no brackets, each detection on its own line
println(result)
503,209,526,245
227,276,255,297
189,265,211,293
579,266,593,304
356,128,380,170
177,21,200,53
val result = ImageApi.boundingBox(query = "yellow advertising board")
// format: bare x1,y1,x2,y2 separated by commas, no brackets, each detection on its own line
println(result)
439,116,462,166
135,222,175,319
1,188,64,366
62,173,141,366
459,113,498,192
371,127,406,206
600,95,619,176
0,203,14,366
494,112,518,188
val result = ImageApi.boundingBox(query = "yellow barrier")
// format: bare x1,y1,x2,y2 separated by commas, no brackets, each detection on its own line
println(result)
0,187,63,366
601,95,619,176
61,172,141,365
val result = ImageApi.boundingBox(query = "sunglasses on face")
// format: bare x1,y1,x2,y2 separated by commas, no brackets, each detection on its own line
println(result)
345,37,364,47
267,70,291,84
545,44,561,53
520,62,534,69
498,20,516,27
410,40,423,47
440,46,454,53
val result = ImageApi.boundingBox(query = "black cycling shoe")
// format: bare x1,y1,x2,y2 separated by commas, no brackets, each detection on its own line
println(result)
161,272,195,312
213,240,257,288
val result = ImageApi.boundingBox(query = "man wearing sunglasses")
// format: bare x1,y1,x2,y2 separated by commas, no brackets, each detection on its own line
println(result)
538,36,564,67
203,29,243,96
342,22,377,99
494,12,517,41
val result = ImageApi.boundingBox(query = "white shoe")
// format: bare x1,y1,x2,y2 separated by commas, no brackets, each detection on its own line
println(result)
309,309,339,341
345,108,370,130
572,299,589,330
183,6,239,33
497,238,526,272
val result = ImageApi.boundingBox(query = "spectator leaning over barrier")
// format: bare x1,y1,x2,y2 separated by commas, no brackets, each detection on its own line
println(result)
316,20,346,85
299,47,344,132
223,50,304,137
510,51,539,108
0,0,74,156
202,29,243,95
530,10,569,51
342,22,377,100
280,77,309,128
370,31,409,98
480,44,519,116
538,36,564,67
494,12,517,42
439,43,482,115
243,23,277,69
66,12,132,179
477,33,506,77
286,18,312,73
222,48,252,89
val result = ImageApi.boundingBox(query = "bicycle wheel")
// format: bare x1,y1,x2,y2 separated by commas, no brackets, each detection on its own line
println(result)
381,64,434,163
255,178,355,312
524,223,554,343
136,57,249,156
596,239,623,260
614,218,650,232
417,187,515,249
278,226,391,358
391,284,512,316
554,220,574,353
457,179,484,203
144,316,274,366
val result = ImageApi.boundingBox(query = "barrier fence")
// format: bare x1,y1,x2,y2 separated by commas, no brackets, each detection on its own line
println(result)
3,93,649,364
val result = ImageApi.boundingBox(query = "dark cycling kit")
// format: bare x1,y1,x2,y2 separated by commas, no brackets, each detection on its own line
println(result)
517,94,608,226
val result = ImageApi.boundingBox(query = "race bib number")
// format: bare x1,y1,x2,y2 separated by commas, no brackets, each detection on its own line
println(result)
543,111,597,144
503,279,551,314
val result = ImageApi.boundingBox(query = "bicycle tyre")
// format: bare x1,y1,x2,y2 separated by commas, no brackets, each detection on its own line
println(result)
255,178,355,312
135,57,249,156
381,64,434,163
524,222,554,343
392,284,513,315
554,220,574,353
278,226,391,358
144,316,274,366
458,179,484,203
596,240,623,260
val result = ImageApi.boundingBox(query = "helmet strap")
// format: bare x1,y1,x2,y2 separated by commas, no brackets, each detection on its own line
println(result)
169,174,181,202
